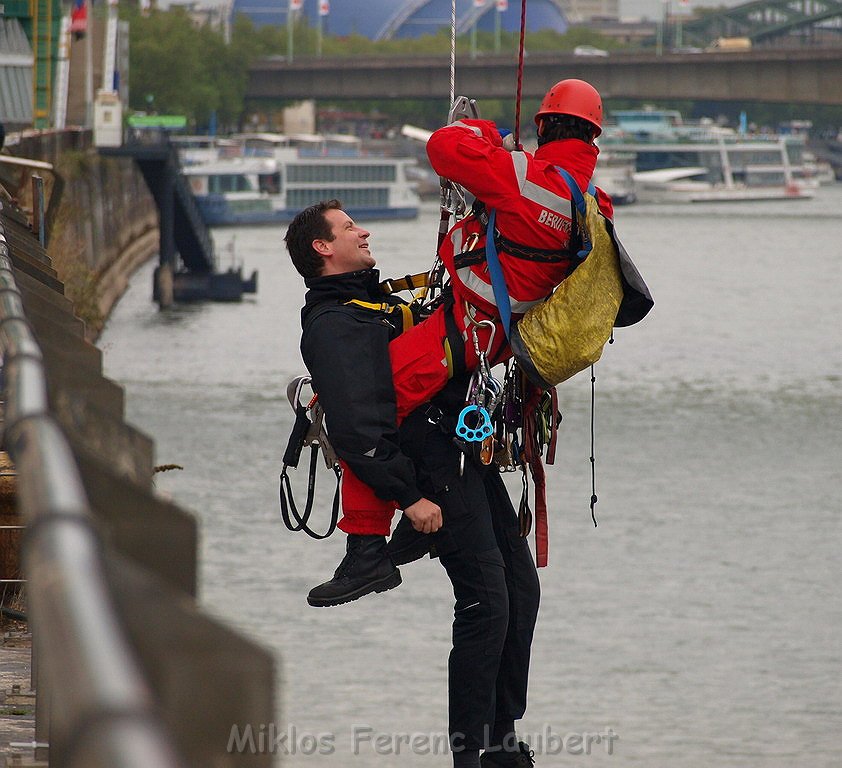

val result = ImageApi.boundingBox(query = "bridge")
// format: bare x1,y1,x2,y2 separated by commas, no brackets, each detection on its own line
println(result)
677,0,842,48
247,47,842,106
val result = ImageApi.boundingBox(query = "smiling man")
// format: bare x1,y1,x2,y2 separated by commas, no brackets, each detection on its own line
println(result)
285,199,444,607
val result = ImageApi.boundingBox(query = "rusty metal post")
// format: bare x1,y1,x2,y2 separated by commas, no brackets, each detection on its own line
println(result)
31,175,46,248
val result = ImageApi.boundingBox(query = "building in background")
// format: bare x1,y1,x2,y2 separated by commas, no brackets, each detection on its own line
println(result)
230,0,619,39
0,13,34,130
2,0,65,130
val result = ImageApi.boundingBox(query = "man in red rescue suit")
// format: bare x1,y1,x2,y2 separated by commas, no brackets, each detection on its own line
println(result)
286,199,541,768
314,78,615,598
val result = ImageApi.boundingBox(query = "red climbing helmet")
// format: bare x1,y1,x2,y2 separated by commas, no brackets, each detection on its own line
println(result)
534,78,603,136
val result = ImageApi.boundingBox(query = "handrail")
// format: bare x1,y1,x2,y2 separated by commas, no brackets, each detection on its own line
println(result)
0,226,186,767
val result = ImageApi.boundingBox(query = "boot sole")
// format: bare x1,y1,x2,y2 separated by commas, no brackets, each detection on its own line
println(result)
307,569,402,607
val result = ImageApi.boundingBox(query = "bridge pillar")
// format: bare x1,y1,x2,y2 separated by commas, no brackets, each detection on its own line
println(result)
157,170,176,308
155,263,174,309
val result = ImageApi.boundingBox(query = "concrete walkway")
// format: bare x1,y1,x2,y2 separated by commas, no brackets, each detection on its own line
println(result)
0,632,37,767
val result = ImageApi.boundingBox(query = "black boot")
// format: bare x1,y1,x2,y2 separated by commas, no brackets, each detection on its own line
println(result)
481,742,535,767
307,534,401,607
385,513,437,566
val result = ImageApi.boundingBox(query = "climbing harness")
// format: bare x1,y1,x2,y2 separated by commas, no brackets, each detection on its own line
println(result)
279,376,342,539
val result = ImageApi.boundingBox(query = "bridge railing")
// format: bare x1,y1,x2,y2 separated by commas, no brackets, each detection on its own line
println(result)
0,227,187,767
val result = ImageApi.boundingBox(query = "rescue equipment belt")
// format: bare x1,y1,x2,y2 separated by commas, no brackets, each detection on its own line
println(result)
493,231,577,264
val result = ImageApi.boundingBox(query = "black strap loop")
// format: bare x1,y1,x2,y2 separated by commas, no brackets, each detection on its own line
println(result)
279,446,341,540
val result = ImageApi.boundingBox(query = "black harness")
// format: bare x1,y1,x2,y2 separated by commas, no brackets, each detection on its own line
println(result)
279,377,341,539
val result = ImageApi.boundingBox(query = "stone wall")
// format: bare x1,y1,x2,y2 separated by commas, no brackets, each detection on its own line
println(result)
6,129,159,338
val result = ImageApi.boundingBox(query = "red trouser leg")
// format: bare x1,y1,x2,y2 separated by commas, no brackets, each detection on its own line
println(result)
337,460,396,536
337,302,505,535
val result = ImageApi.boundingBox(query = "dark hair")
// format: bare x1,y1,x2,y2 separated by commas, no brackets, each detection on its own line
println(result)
284,199,343,278
537,115,596,147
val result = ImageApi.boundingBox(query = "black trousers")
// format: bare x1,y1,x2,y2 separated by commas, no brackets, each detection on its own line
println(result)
403,418,541,753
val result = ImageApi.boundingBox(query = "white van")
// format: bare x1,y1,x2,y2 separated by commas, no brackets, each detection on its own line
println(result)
574,45,609,57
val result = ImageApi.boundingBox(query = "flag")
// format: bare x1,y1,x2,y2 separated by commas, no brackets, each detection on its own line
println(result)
319,0,329,16
497,0,508,10
289,0,303,10
70,0,87,39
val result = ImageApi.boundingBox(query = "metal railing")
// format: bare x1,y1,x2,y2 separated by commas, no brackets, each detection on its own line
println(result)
0,228,187,767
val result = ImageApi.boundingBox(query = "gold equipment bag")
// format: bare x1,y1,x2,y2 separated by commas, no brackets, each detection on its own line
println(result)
509,184,651,389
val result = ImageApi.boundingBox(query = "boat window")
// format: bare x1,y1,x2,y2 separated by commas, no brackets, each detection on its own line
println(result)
287,188,389,209
287,164,397,183
208,174,255,194
259,172,282,193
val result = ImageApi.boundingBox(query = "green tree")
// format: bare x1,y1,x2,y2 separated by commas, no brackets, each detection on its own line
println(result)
127,6,253,131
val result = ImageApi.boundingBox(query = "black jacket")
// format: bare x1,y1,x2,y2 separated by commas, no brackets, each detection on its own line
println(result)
300,269,422,510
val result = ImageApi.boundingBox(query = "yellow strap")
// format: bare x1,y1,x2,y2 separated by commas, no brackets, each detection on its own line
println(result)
344,299,389,312
397,303,414,333
344,299,415,333
443,338,455,379
379,272,430,294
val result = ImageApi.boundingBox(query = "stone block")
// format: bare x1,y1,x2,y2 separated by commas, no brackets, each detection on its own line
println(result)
72,445,196,596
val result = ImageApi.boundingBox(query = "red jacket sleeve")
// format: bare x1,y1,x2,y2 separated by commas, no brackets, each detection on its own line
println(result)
426,119,526,211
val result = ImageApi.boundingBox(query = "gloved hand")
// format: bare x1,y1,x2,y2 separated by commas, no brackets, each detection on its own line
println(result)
498,128,516,152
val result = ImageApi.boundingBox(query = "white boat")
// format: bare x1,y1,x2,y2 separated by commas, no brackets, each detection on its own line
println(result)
601,110,815,203
792,150,836,186
179,133,421,226
633,166,811,203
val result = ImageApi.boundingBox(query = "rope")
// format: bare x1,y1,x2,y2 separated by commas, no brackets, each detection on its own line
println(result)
514,0,528,149
589,364,598,527
450,0,457,104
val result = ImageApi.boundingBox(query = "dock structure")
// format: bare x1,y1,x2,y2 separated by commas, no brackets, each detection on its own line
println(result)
100,134,257,306
0,179,273,765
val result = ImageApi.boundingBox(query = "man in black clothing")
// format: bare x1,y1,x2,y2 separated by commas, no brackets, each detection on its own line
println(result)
285,200,540,768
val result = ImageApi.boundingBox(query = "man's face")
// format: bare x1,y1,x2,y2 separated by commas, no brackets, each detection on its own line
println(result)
316,208,375,275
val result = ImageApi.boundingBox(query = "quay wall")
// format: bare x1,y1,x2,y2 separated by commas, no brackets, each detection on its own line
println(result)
1,133,276,767
10,129,159,338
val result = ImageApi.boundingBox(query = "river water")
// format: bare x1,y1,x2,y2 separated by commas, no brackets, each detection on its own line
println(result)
98,186,842,767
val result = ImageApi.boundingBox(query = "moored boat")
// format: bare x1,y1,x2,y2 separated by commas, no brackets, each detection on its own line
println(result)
180,133,421,226
600,110,815,203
